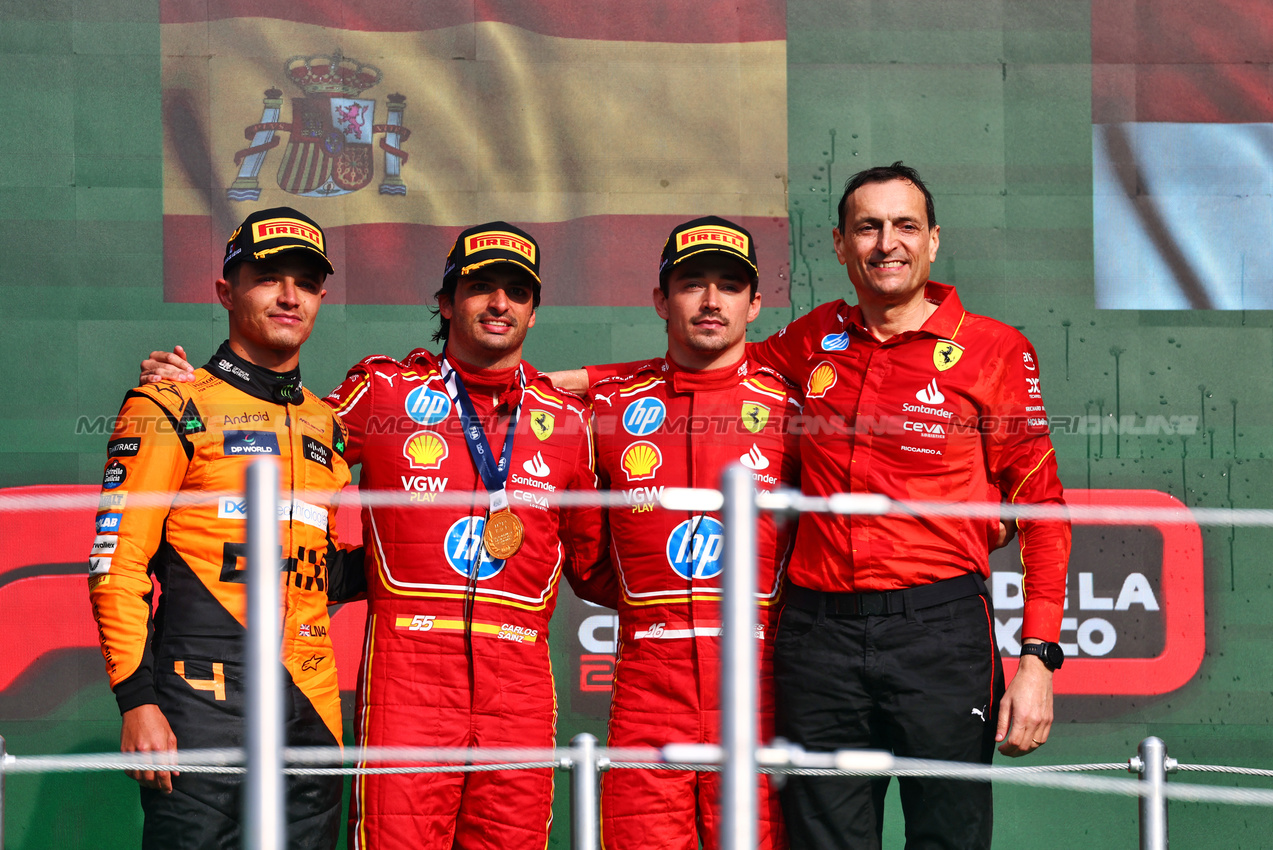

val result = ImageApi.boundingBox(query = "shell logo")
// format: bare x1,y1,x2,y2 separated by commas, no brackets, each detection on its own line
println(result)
621,441,662,481
806,361,838,399
403,431,449,470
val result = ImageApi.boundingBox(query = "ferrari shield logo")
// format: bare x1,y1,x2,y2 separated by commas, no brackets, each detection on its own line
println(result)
529,410,555,441
740,402,770,434
933,340,964,372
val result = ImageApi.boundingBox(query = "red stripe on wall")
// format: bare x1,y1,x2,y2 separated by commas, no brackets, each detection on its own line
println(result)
1092,64,1273,124
164,214,792,307
1092,0,1273,65
160,0,786,42
1092,0,1273,123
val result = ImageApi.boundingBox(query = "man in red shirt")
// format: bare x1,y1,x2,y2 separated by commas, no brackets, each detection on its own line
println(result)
588,217,799,850
749,163,1070,849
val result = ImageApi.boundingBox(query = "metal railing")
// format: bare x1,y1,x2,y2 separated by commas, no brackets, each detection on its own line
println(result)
245,460,285,850
5,460,1273,849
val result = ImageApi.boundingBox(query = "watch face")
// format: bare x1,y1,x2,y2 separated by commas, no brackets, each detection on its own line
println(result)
1044,643,1064,670
1024,643,1064,670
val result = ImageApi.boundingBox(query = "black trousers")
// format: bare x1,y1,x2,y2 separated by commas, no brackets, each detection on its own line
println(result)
773,591,1004,850
139,658,342,850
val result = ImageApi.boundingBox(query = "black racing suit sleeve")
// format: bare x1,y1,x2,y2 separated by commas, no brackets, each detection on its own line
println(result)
326,541,367,603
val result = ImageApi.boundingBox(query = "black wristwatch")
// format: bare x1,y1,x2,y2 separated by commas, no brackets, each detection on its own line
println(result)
1020,642,1064,671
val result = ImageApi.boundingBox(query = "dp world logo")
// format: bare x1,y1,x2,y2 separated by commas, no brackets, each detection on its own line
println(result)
666,517,725,580
404,386,451,425
444,516,506,580
622,397,667,436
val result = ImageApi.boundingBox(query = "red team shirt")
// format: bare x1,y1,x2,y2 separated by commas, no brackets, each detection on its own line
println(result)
749,282,1070,642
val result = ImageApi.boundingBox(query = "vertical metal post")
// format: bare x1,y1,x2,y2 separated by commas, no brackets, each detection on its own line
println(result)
720,464,758,850
245,459,284,850
570,733,600,850
1136,736,1170,850
1,734,7,848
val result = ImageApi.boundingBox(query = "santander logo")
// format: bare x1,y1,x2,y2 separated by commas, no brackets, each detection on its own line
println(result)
522,451,551,477
739,444,770,471
916,379,945,405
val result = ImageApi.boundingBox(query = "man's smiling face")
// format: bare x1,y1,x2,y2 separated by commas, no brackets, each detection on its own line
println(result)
438,265,538,369
833,178,940,309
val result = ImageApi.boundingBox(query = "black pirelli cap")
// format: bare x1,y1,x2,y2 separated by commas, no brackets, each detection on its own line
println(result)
658,216,758,284
442,222,541,286
223,207,334,275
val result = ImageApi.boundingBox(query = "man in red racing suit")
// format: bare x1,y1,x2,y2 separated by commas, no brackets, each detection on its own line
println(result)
585,217,798,850
325,223,613,849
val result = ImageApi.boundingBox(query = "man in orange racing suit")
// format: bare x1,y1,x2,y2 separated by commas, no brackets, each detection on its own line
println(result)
324,222,612,849
89,207,364,850
586,217,799,850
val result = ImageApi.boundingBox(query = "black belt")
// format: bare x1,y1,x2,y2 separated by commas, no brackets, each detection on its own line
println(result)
786,573,987,617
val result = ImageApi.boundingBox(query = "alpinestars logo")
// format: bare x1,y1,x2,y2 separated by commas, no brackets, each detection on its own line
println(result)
522,452,550,477
916,379,944,405
739,444,770,471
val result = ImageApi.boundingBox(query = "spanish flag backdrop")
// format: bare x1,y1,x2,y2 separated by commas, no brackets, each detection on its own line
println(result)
161,0,790,306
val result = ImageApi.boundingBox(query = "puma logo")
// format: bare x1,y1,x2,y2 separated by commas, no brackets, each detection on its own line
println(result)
971,706,987,722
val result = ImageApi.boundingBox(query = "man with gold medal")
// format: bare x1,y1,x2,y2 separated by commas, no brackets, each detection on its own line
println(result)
324,222,614,849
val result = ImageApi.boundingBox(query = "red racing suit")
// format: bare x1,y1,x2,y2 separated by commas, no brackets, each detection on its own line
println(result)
325,349,611,850
588,356,800,850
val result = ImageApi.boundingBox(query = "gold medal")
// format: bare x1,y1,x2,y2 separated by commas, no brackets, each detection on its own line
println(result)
483,510,524,559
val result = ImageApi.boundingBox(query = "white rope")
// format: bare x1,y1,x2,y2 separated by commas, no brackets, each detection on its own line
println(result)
8,745,1273,808
287,762,559,776
0,485,1258,528
1176,764,1273,778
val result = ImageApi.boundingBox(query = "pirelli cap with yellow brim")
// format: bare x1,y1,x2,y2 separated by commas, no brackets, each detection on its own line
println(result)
659,215,758,285
223,207,334,275
443,221,541,287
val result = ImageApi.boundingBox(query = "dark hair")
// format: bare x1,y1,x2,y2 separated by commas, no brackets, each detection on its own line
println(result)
836,161,936,232
430,277,458,344
429,269,542,344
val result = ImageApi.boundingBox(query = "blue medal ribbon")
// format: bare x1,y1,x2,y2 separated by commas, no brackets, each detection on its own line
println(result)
439,357,524,513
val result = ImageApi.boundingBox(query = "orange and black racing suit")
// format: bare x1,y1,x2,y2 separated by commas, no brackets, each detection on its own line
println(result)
88,341,364,850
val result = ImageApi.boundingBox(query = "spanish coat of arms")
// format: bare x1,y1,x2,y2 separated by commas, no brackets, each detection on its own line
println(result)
227,51,411,200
